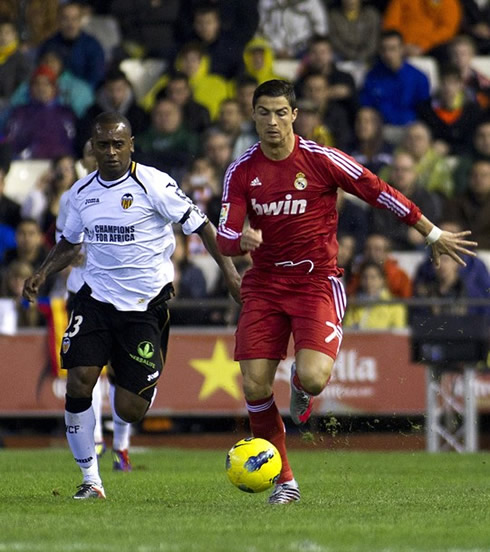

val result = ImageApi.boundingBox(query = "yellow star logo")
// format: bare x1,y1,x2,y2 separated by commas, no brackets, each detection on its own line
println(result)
189,339,242,400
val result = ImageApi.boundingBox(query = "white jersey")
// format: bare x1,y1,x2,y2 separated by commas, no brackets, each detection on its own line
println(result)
56,189,85,294
62,162,207,311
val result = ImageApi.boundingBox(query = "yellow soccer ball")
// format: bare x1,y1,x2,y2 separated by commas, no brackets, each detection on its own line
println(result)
226,437,282,493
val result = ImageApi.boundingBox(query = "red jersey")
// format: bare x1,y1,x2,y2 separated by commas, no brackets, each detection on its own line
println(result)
217,135,422,277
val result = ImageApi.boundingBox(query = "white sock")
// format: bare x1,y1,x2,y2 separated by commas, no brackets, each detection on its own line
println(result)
92,379,104,443
109,383,131,451
65,406,102,486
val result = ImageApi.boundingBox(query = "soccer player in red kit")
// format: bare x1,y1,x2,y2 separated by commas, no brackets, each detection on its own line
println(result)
216,80,477,504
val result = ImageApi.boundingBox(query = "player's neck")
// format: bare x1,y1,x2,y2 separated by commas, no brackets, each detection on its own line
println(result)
260,133,296,161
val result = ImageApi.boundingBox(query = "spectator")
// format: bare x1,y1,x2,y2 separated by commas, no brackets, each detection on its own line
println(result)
382,0,463,60
328,0,381,64
257,0,328,59
176,0,259,50
448,34,490,111
337,233,357,287
212,98,257,160
161,72,210,136
242,35,283,86
0,144,20,230
0,19,32,112
5,64,76,160
183,3,244,79
299,71,352,150
3,218,54,296
343,260,407,330
348,106,393,176
295,34,357,120
360,30,430,137
142,41,231,120
413,220,490,318
78,3,122,66
202,128,233,183
416,63,483,156
293,99,335,146
231,78,260,157
21,155,77,247
0,259,40,327
22,0,59,60
76,68,148,157
398,121,455,197
413,253,478,318
460,0,490,55
9,48,94,118
445,159,490,248
453,119,490,195
369,151,442,250
181,156,221,216
235,74,258,122
134,97,200,180
347,233,413,298
37,1,105,89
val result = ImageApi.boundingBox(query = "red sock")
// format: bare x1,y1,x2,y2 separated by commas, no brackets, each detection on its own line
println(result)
246,394,293,483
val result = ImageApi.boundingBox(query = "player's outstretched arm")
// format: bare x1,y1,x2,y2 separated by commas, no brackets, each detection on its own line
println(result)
413,215,478,268
198,222,242,304
22,238,82,302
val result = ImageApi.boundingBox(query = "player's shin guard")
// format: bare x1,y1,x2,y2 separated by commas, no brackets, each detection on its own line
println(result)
65,395,101,486
246,394,294,484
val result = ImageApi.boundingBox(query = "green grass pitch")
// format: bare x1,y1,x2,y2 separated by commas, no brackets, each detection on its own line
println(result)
1,447,490,551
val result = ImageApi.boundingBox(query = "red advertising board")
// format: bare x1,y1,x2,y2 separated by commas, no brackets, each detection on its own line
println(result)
0,329,488,416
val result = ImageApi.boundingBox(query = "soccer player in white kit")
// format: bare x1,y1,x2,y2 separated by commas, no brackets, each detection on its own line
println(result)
24,112,241,499
56,141,133,471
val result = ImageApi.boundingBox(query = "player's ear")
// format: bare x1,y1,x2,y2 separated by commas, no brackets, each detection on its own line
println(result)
291,108,298,123
130,136,135,153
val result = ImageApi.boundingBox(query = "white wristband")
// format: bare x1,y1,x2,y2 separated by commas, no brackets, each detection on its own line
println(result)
425,226,442,245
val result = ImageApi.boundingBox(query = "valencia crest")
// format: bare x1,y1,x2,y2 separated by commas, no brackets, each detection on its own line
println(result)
121,193,133,209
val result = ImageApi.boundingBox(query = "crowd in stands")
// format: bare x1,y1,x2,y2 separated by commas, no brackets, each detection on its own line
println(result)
0,0,490,332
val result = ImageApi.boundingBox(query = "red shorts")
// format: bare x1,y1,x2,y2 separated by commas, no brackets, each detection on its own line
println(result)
235,271,346,361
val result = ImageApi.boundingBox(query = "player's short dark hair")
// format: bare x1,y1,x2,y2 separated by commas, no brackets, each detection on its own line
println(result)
103,68,130,86
91,112,133,137
381,29,404,43
252,80,296,110
309,34,332,48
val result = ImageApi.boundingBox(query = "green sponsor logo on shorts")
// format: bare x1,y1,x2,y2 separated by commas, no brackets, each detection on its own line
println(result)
137,341,154,359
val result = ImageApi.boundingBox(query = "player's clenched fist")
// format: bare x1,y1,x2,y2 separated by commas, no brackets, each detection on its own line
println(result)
22,273,45,303
240,228,263,252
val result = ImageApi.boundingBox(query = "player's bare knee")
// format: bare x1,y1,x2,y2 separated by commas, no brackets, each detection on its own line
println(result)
242,374,272,401
298,365,332,396
66,368,99,398
115,402,146,423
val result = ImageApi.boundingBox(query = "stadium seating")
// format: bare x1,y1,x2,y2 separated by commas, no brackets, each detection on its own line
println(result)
407,56,440,93
471,56,490,79
4,159,51,204
119,58,167,102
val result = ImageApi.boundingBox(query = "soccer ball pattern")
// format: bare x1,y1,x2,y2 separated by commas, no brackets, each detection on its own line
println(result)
226,437,282,493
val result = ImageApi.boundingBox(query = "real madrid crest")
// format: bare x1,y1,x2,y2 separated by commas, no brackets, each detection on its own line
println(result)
121,193,133,209
294,172,308,190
